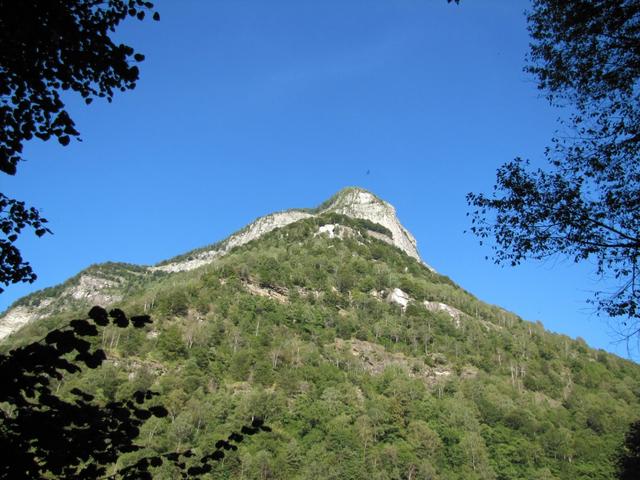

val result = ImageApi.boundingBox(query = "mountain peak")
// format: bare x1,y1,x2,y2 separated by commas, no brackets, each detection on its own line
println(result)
154,187,425,273
316,187,421,263
0,188,427,339
314,187,386,211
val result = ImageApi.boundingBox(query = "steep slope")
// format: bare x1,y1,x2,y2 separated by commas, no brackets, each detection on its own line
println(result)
2,189,640,479
154,187,425,273
0,187,423,339
0,262,157,340
319,187,421,262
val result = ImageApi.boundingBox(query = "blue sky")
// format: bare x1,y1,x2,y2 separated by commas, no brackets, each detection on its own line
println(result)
3,1,634,357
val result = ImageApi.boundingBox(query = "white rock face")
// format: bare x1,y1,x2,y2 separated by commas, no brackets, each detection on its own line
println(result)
0,301,52,340
424,301,464,328
154,210,312,273
317,223,338,238
152,250,221,274
1,187,429,339
66,275,122,304
225,210,313,251
156,187,429,274
424,301,463,318
321,189,423,264
387,288,411,310
0,274,123,341
314,223,359,240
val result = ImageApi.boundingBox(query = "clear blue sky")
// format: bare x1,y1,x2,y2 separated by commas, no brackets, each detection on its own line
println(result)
3,1,633,357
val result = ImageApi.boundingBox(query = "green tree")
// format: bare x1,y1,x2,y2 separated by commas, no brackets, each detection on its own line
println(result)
0,306,165,479
157,324,187,361
617,419,640,480
459,431,496,479
0,307,269,479
468,0,640,340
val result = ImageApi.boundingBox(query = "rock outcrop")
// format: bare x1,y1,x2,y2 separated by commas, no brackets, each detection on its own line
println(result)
0,301,53,340
153,210,313,273
155,187,427,273
320,188,422,263
0,269,129,341
387,288,411,310
424,301,464,328
0,187,428,339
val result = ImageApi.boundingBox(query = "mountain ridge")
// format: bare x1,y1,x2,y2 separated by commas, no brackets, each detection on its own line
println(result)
0,187,426,340
154,187,425,273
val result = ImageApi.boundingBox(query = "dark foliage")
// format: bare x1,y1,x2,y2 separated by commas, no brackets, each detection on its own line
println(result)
617,419,640,480
116,417,271,480
0,306,160,479
0,306,268,479
0,0,158,290
467,0,640,338
0,0,159,175
0,193,51,292
2,210,639,478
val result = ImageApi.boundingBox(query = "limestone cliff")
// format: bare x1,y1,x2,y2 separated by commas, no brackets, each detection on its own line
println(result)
153,210,313,273
0,264,141,340
320,188,421,262
155,187,426,273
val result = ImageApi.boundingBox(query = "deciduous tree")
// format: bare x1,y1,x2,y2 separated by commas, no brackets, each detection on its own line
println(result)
617,419,640,480
0,306,270,479
468,0,640,340
0,0,159,290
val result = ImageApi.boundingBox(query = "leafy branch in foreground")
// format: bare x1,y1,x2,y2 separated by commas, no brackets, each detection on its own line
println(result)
467,157,639,321
0,193,52,292
0,306,269,479
467,0,640,342
113,417,271,480
0,0,160,175
1,0,159,290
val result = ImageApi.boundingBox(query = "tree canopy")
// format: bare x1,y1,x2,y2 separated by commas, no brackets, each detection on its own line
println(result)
0,0,159,176
617,418,640,480
2,213,639,479
0,306,269,479
0,306,162,478
468,0,640,341
0,0,159,292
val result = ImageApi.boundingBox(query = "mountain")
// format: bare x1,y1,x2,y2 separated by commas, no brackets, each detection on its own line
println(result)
1,187,639,479
0,187,425,340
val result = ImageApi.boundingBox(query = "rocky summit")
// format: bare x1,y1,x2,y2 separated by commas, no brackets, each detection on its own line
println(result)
153,187,426,273
1,187,639,479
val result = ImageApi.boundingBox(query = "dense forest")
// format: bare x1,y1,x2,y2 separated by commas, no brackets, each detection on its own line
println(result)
3,214,640,479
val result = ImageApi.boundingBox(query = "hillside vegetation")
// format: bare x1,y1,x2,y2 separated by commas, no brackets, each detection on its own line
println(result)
4,214,640,479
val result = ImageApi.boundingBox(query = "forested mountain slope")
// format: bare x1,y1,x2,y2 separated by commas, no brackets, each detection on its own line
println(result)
2,189,639,479
0,188,424,339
